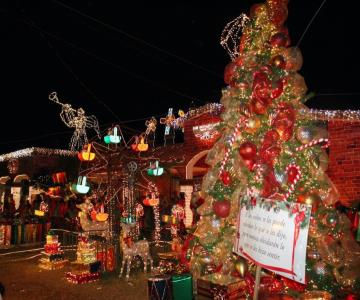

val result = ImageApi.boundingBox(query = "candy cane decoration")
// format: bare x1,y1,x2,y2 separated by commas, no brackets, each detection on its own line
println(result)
219,118,244,176
253,163,265,182
295,138,329,152
283,163,301,200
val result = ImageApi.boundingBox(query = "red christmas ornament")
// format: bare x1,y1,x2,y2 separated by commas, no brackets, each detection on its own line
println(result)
221,171,231,186
260,276,284,294
272,103,295,141
250,98,268,115
270,32,289,48
239,142,257,160
213,199,231,218
267,0,289,26
224,61,237,85
271,55,286,69
270,79,284,99
244,159,255,171
281,276,305,292
260,131,281,165
261,170,280,198
287,166,300,183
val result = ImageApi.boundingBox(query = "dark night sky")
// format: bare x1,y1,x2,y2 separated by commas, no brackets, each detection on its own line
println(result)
1,0,359,154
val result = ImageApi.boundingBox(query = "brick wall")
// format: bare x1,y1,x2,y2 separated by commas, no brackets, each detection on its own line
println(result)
328,121,360,202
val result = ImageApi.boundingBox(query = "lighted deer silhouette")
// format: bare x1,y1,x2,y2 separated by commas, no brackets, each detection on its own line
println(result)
119,223,153,280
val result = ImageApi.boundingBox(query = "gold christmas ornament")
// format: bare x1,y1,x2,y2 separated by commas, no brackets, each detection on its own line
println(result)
300,291,332,300
245,116,261,134
234,257,248,277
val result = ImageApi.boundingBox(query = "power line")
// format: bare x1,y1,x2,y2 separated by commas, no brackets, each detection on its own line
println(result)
297,0,327,46
23,15,122,123
51,0,221,79
22,18,198,102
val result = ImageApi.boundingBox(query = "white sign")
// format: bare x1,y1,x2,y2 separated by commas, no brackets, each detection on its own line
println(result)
233,197,311,283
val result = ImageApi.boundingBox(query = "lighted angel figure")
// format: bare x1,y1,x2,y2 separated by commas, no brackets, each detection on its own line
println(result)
49,92,100,151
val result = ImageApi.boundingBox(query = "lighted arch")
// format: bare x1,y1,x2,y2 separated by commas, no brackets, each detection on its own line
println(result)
185,150,209,180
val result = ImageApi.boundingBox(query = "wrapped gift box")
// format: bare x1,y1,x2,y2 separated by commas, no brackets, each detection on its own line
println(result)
44,243,60,254
46,234,58,244
66,271,100,284
38,258,68,270
172,273,192,300
197,274,247,300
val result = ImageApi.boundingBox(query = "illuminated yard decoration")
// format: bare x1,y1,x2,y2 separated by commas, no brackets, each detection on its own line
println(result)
49,92,100,151
147,161,164,176
78,144,96,161
137,136,148,152
160,108,175,135
104,126,121,144
145,117,157,136
74,176,90,194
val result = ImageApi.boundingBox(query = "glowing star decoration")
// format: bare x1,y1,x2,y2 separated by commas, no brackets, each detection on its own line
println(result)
147,161,164,176
78,144,96,161
145,117,157,136
160,108,175,135
49,92,100,151
74,176,90,194
104,126,121,144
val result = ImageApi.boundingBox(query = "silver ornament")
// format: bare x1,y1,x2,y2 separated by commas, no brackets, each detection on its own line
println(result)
314,261,327,275
274,169,287,185
296,126,314,144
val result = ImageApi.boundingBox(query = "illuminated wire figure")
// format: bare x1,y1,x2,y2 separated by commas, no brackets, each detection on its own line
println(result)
145,117,157,147
49,92,100,151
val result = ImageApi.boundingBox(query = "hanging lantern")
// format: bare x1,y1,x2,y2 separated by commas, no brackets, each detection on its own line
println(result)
78,144,95,161
147,161,164,176
104,126,121,144
74,176,90,194
137,137,148,152
143,193,159,206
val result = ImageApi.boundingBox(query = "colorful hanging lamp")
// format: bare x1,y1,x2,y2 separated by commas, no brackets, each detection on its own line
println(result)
104,126,121,144
147,161,164,176
78,144,95,161
73,176,90,194
137,137,148,152
143,193,159,206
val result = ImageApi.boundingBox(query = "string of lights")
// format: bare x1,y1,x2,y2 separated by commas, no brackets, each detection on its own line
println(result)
0,147,77,162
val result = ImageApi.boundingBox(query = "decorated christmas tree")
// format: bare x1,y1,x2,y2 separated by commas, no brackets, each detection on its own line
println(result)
189,0,360,297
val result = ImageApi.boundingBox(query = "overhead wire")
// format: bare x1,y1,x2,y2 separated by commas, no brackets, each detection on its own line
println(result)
22,18,198,102
296,0,327,46
50,0,221,79
22,14,123,124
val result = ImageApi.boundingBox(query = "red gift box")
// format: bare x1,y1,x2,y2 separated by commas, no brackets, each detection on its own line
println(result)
197,274,247,299
66,271,100,284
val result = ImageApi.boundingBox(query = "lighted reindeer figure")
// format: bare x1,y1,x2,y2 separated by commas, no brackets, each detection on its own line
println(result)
76,199,109,238
119,223,153,280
